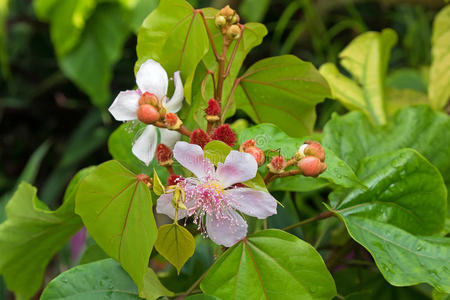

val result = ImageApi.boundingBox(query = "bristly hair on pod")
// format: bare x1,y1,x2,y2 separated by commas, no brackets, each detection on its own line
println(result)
190,129,212,148
156,144,173,165
211,124,236,147
205,99,221,116
167,174,184,186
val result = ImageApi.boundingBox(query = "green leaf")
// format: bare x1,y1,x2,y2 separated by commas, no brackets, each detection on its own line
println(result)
153,169,165,195
429,5,450,110
139,267,175,300
329,149,449,291
322,105,450,192
235,55,330,137
79,243,108,265
385,88,428,116
386,68,428,93
41,259,141,299
319,29,397,125
185,295,221,300
75,160,157,290
155,223,196,274
239,0,270,22
238,123,363,190
0,168,93,299
201,229,336,299
136,0,209,88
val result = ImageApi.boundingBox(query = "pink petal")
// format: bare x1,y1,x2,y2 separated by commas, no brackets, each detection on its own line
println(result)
216,151,258,188
108,90,139,121
226,188,277,219
173,141,215,180
156,193,189,220
132,125,157,166
162,71,184,113
136,59,168,100
206,210,247,247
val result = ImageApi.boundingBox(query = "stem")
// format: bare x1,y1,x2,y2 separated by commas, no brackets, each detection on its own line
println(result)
207,70,217,99
223,25,244,78
165,165,175,175
282,211,334,232
198,10,220,61
216,36,231,107
181,268,209,299
264,169,301,185
221,76,241,122
154,121,192,137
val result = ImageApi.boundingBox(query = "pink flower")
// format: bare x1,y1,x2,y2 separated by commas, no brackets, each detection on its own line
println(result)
156,141,278,247
108,59,184,165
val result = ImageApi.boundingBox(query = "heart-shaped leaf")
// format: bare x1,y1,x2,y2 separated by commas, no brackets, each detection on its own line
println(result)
201,229,336,300
75,160,157,290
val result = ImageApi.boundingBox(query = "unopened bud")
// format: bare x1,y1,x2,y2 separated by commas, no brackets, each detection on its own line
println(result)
164,112,183,130
227,25,241,40
239,139,256,152
211,124,236,147
205,98,221,121
156,144,173,166
303,141,325,162
298,156,327,177
268,156,285,174
245,147,265,166
219,5,235,19
215,14,227,28
190,129,211,149
167,174,184,186
138,92,159,107
230,13,240,24
137,104,160,124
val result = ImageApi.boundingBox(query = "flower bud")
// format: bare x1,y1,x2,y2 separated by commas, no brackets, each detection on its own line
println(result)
245,147,265,166
227,25,241,40
304,142,325,162
230,13,240,24
239,139,256,152
156,144,173,166
298,156,327,177
219,5,235,19
215,14,227,28
167,174,184,186
268,156,285,174
190,129,211,149
137,104,160,124
211,124,236,147
164,112,183,130
138,92,159,107
205,98,221,122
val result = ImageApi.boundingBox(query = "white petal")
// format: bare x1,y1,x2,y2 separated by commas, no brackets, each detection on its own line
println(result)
156,193,189,220
226,188,277,219
159,128,181,149
136,59,168,100
206,210,247,247
216,151,258,188
298,144,308,156
108,90,139,121
132,125,157,166
173,141,215,180
163,71,184,113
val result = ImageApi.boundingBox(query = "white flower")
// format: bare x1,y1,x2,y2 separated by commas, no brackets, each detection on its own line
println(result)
108,59,184,165
156,141,278,247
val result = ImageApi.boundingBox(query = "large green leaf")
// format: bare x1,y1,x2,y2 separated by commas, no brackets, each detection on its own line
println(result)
235,55,330,137
319,29,397,125
41,258,173,300
329,149,449,291
429,5,450,110
155,223,195,274
0,168,93,299
238,123,363,191
75,160,157,290
322,105,450,190
136,0,209,87
201,229,336,299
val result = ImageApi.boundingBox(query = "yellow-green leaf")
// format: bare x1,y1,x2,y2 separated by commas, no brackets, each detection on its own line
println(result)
153,169,165,196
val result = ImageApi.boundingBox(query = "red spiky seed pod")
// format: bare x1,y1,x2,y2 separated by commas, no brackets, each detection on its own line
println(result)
211,124,236,147
137,104,160,124
156,144,173,166
167,174,184,186
245,147,265,166
239,139,256,152
190,129,212,149
268,155,285,174
205,99,221,121
138,92,159,107
298,156,327,177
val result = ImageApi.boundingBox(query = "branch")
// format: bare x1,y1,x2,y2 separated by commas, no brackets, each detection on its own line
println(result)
282,211,335,231
197,10,220,61
223,24,244,78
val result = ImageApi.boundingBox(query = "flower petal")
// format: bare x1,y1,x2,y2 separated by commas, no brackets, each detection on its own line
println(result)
173,141,215,180
162,71,184,113
156,193,189,220
132,125,157,166
108,90,139,121
159,128,181,149
216,151,258,188
226,188,277,219
136,59,168,100
206,210,247,247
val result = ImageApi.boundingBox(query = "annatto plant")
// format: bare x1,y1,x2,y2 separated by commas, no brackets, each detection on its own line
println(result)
0,1,449,299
